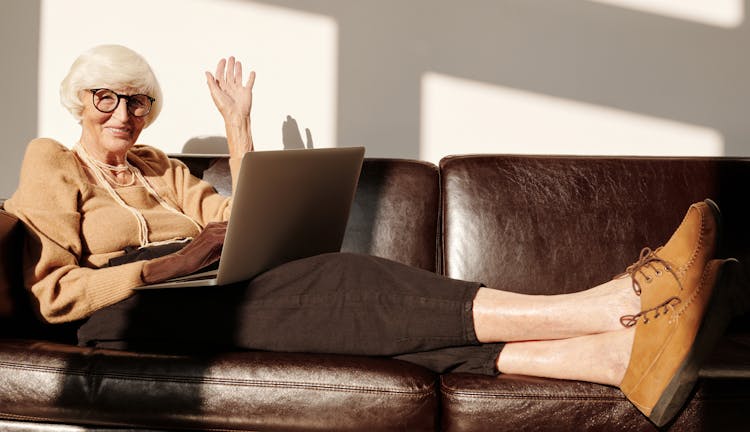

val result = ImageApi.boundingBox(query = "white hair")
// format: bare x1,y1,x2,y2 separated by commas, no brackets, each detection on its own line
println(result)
59,45,163,127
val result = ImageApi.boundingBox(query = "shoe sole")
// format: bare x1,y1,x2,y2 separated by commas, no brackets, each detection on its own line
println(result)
704,198,723,254
704,198,749,318
648,258,738,426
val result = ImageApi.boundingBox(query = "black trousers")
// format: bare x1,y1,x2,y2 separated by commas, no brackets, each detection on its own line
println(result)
78,253,504,375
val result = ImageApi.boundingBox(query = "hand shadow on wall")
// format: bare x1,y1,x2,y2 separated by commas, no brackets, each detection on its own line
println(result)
181,116,314,152
283,115,314,149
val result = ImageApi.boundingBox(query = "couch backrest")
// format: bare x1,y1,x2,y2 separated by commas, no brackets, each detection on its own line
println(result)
440,155,750,296
0,155,440,339
341,158,440,272
177,155,441,272
0,208,50,338
4,153,747,336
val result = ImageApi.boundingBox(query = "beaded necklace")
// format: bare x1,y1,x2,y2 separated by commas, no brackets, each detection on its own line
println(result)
83,153,135,187
74,142,203,248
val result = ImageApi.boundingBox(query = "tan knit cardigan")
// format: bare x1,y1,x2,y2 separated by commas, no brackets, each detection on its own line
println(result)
4,138,231,323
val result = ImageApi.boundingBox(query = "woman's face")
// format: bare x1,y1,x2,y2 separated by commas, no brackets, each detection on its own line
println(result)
79,87,148,161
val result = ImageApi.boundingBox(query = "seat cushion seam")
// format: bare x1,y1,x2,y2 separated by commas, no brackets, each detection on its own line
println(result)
0,362,434,396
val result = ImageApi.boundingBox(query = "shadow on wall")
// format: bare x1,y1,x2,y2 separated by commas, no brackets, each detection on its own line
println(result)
181,115,315,155
181,115,315,195
282,115,314,150
250,0,750,159
182,136,230,154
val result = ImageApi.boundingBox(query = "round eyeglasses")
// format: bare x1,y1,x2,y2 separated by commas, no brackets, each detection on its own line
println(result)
89,88,155,117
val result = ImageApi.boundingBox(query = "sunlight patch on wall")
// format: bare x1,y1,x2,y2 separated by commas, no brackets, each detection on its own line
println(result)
38,0,337,154
588,0,743,28
420,73,723,164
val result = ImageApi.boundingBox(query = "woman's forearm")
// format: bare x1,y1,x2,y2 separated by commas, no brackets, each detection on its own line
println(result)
225,116,253,193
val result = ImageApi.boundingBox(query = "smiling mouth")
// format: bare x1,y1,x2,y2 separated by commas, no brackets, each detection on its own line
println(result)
107,127,131,134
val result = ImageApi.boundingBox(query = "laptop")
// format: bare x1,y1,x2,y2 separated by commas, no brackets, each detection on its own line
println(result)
134,146,365,289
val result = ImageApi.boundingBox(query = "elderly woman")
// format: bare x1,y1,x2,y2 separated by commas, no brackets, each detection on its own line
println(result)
3,44,733,426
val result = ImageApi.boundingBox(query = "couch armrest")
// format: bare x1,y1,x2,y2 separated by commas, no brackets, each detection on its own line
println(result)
0,210,21,318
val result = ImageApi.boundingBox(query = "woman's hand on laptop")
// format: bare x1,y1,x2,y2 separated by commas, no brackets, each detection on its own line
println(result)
141,222,227,284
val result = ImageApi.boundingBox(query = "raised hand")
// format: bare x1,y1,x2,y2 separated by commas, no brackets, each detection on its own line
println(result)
205,57,255,190
205,56,256,125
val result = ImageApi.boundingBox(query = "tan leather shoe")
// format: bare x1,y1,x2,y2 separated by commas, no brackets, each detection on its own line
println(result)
619,199,721,320
620,258,737,426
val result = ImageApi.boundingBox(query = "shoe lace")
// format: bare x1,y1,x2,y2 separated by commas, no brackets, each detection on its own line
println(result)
620,296,682,327
621,247,683,295
618,247,684,327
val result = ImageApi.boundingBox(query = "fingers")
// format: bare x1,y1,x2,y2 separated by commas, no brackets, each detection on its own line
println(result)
202,221,228,241
219,57,241,85
227,57,236,83
176,223,225,257
206,57,255,120
205,71,218,91
204,221,228,230
187,224,226,268
201,224,226,245
211,57,254,88
234,59,243,84
246,70,256,90
215,58,227,82
142,222,228,283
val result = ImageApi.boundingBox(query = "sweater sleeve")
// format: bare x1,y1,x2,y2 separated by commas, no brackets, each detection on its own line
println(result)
4,139,145,323
130,146,232,225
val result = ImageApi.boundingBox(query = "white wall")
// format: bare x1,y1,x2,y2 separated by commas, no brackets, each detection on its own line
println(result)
421,72,724,161
2,0,750,198
37,0,337,155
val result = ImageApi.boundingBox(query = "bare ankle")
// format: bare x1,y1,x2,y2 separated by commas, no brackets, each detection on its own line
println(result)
583,277,641,333
609,327,636,386
495,327,635,387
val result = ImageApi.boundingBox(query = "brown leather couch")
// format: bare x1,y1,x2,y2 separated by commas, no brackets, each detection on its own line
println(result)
0,154,748,431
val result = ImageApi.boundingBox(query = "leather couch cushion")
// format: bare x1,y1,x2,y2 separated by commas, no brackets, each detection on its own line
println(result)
440,155,750,296
342,159,440,272
441,373,750,432
0,340,438,431
440,336,750,432
0,156,443,431
439,155,750,431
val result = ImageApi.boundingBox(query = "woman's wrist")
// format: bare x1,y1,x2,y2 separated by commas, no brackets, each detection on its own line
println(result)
224,117,253,154
224,114,250,128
